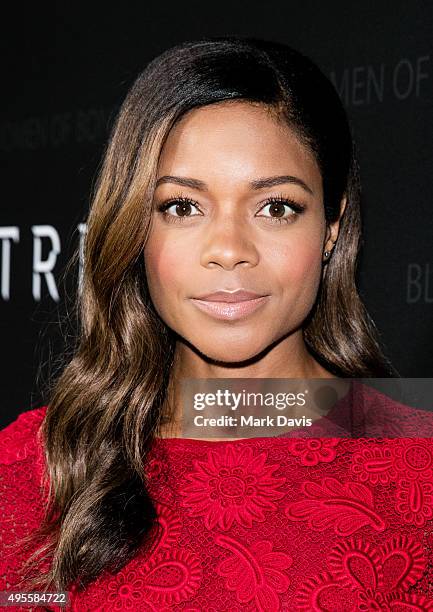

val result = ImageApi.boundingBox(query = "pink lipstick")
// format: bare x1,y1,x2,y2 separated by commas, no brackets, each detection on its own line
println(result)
190,289,269,321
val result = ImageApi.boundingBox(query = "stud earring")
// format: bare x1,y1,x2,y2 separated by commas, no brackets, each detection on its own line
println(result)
324,251,330,258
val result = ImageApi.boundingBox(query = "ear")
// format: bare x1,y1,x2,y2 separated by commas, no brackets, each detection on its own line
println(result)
322,194,347,262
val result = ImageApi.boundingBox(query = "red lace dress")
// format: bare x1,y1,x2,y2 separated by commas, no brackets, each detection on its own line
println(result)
1,381,433,611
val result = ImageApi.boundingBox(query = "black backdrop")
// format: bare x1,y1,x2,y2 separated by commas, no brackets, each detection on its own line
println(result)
1,2,432,429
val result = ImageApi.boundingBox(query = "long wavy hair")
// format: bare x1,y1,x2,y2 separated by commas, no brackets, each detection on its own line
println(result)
22,36,396,591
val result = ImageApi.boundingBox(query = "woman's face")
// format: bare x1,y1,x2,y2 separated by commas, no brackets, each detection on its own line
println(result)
144,101,335,363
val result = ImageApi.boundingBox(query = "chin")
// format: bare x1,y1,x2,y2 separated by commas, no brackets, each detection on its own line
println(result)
190,336,269,366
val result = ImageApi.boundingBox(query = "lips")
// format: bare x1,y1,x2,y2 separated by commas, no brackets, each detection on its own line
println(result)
193,290,266,303
190,290,270,321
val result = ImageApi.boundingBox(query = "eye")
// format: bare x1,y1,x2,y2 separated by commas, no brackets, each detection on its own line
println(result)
156,196,202,223
256,196,305,224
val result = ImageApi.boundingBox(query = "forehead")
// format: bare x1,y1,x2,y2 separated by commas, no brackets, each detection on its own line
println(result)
157,101,322,197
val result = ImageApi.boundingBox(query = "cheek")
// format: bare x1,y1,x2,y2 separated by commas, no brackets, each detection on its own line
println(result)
144,232,191,307
272,236,322,286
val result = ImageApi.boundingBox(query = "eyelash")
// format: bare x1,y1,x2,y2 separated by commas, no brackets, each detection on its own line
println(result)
156,192,306,225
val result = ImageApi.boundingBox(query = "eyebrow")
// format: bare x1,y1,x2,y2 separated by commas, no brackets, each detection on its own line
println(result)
155,174,314,196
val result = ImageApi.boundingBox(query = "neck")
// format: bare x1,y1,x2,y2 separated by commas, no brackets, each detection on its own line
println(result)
158,330,341,438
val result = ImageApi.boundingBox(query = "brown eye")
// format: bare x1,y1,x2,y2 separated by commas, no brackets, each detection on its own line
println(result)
174,201,193,216
256,196,305,225
157,196,201,223
268,202,286,218
158,197,202,218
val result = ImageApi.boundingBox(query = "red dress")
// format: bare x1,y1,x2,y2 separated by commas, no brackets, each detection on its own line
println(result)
1,381,433,611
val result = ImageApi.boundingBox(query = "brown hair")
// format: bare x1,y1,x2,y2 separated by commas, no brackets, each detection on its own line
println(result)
21,36,396,591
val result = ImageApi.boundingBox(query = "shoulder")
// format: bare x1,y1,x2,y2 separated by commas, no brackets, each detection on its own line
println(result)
0,407,48,583
0,406,47,466
353,381,433,438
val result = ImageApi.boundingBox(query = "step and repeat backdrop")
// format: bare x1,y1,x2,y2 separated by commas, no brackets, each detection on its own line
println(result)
1,2,432,428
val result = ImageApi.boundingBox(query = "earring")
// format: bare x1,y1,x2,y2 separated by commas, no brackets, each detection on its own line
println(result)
324,251,330,258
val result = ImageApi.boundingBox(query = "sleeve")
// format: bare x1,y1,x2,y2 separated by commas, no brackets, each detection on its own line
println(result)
0,407,50,611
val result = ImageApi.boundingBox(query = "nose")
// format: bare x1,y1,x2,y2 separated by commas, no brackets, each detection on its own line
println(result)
199,213,259,271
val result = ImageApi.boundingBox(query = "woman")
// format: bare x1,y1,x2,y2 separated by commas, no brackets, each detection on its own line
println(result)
1,36,433,611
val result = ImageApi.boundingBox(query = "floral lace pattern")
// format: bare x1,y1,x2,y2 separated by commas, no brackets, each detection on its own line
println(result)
1,406,433,611
179,445,286,530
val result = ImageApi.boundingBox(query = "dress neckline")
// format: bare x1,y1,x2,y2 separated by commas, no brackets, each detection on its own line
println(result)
153,379,356,446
